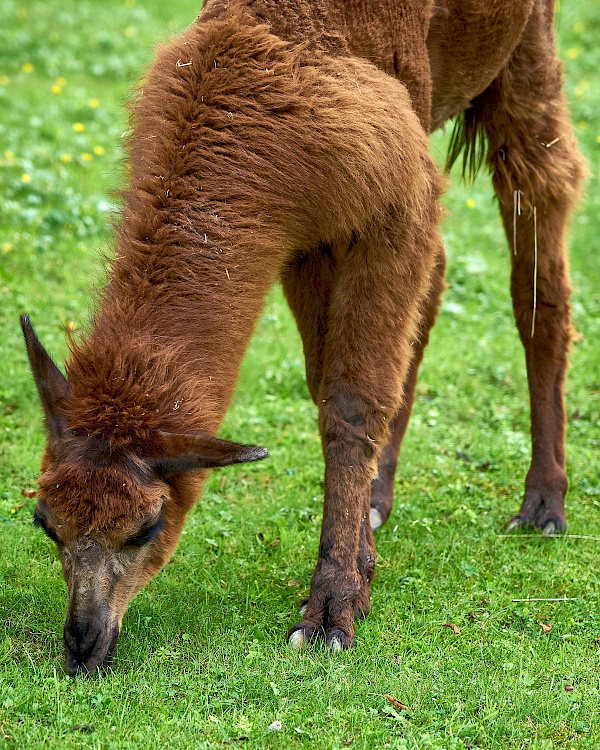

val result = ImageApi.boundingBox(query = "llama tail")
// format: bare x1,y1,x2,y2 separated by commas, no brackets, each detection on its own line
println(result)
444,91,488,182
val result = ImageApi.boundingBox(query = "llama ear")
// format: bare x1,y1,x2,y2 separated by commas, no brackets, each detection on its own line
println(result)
149,429,268,478
20,314,70,445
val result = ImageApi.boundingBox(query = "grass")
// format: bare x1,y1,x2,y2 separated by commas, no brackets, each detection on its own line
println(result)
0,0,599,748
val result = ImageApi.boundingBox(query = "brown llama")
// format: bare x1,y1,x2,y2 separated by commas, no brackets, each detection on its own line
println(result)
22,0,585,673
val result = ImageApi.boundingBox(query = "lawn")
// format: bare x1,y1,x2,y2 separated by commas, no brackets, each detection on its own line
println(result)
0,1,599,748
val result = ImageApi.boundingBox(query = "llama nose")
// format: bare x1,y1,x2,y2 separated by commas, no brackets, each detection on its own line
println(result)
64,614,103,666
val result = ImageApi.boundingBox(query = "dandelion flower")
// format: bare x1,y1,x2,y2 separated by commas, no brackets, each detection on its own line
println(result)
2,243,13,252
596,135,600,145
573,22,585,33
82,153,93,161
88,98,99,108
52,84,62,94
60,153,71,163
466,198,476,209
21,173,31,183
566,48,579,60
22,63,34,73
123,27,135,38
5,151,14,160
73,122,85,132
55,76,67,87
93,145,105,156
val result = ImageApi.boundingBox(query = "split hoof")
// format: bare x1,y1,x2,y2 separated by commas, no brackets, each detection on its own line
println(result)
507,512,566,535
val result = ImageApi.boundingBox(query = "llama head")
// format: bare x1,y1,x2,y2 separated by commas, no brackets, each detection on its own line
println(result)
20,315,267,674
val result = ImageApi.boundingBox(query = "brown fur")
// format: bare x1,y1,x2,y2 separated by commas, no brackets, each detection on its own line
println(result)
22,0,585,672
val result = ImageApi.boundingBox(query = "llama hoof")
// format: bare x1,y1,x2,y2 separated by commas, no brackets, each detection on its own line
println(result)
287,623,317,649
298,600,308,617
542,520,559,536
508,511,566,535
369,507,384,531
326,629,353,652
288,629,308,649
507,516,524,532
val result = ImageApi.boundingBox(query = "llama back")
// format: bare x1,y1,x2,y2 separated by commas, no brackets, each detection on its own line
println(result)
126,9,441,258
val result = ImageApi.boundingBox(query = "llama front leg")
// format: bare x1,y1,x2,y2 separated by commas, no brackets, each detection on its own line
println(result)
288,200,442,649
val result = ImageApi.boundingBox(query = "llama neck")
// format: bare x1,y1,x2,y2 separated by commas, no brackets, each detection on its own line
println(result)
64,212,276,448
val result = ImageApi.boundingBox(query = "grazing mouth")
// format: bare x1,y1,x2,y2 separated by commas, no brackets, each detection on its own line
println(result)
64,626,120,677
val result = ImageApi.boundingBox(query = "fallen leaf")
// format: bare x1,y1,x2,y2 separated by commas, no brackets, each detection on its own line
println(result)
540,622,552,634
444,622,460,634
269,538,281,547
287,579,300,587
564,684,574,692
384,694,409,711
21,489,37,498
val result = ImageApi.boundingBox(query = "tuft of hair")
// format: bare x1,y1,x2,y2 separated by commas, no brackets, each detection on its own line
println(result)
445,96,488,182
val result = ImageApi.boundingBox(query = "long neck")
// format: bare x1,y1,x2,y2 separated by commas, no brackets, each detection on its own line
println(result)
64,15,290,447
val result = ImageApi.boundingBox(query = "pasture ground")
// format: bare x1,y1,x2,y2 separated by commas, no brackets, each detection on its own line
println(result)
0,1,599,748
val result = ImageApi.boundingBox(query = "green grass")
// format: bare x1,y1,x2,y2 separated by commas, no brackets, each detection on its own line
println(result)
1,1,599,748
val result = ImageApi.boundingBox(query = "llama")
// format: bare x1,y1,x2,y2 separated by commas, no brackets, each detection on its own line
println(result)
22,0,585,673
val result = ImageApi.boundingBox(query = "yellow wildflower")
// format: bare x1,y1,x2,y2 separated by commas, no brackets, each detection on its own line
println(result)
73,122,85,132
123,27,135,38
52,84,62,94
22,63,34,73
93,145,105,156
0,76,9,86
5,150,14,160
596,135,600,145
55,76,67,87
2,243,13,252
21,173,31,183
60,153,72,163
466,198,476,209
573,22,585,34
88,98,99,108
125,0,136,6
566,48,579,60
82,152,93,161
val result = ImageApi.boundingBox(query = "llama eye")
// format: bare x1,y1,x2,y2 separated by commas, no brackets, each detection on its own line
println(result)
125,509,164,547
33,513,62,545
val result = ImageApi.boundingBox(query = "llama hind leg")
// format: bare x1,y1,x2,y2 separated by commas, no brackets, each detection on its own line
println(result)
369,248,446,530
477,4,586,532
